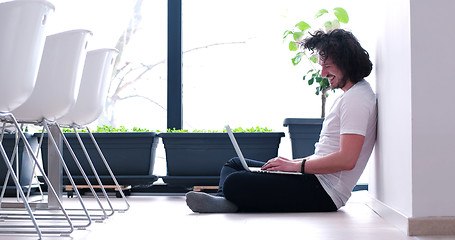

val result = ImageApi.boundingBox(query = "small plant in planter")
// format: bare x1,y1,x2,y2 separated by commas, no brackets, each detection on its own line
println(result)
166,126,274,133
159,126,284,188
62,125,152,133
283,7,349,118
39,125,159,186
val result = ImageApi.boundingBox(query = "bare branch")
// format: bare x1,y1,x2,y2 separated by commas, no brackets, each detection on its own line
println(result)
117,94,167,111
113,60,166,97
112,41,246,97
113,0,144,72
113,67,149,97
182,41,246,54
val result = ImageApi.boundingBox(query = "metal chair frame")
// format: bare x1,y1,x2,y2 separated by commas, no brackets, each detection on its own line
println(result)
68,125,130,212
1,119,107,224
0,113,73,239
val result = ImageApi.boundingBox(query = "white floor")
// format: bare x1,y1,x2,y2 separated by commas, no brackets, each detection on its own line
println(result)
1,191,454,240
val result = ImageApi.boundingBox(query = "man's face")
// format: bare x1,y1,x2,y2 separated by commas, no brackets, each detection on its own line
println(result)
319,56,347,90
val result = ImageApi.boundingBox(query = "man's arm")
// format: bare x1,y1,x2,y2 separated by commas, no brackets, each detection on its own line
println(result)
303,134,364,174
261,134,364,174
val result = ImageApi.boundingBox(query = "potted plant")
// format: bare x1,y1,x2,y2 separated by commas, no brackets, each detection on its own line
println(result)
159,127,285,188
282,7,349,158
38,125,159,187
283,7,349,118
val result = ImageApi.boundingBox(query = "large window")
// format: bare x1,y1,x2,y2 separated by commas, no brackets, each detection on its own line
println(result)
181,0,376,134
182,1,328,132
48,0,376,135
181,0,377,183
46,0,376,181
48,0,168,130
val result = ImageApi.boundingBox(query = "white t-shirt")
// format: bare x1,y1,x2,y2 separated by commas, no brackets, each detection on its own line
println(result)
313,80,377,209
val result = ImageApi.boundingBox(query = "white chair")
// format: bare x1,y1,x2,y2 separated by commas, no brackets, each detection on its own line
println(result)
12,29,91,122
10,29,113,228
58,48,130,212
0,0,52,112
0,0,66,238
59,49,119,127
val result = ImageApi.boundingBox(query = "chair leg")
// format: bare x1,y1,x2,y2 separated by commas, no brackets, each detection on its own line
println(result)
1,128,45,203
0,123,43,203
86,127,130,212
41,121,93,227
0,128,21,202
24,131,45,201
53,123,111,220
71,126,115,217
0,140,42,239
0,113,74,237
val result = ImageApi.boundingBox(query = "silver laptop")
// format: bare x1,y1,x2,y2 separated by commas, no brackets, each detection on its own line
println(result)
225,125,302,175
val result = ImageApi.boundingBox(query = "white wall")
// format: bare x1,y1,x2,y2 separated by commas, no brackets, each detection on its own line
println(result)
410,0,455,218
372,0,455,220
371,0,413,217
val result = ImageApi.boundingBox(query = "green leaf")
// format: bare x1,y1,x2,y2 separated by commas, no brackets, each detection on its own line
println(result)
320,77,330,89
334,7,349,24
303,75,306,81
291,58,299,65
295,21,311,31
324,21,333,31
316,86,320,95
293,31,304,41
315,9,329,18
310,55,318,63
331,20,340,29
289,41,298,51
316,77,322,83
283,30,293,39
292,52,304,65
308,77,314,85
307,68,315,74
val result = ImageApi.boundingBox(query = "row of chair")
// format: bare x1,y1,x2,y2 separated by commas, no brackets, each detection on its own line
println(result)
0,0,129,238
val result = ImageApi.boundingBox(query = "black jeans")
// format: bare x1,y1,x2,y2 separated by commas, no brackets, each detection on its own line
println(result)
216,157,337,212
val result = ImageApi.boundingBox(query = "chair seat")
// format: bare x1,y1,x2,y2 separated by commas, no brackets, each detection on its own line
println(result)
12,29,92,122
0,0,54,112
58,48,119,126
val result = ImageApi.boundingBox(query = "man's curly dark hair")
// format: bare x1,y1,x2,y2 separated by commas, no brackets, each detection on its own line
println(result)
303,29,372,84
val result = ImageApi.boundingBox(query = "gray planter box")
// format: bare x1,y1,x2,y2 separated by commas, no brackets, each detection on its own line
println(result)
39,132,158,186
159,132,285,187
283,118,323,158
0,133,37,194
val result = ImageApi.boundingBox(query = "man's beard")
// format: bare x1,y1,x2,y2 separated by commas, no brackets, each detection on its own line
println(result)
330,75,348,90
